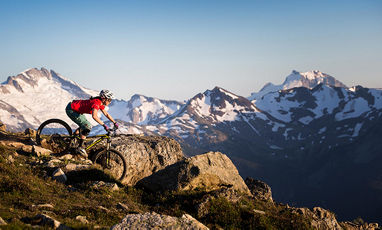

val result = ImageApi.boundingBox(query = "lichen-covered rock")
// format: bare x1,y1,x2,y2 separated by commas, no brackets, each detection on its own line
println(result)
137,151,251,195
245,177,273,202
107,135,185,185
111,212,209,230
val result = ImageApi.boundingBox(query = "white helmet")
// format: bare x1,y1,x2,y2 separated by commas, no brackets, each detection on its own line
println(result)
99,89,115,99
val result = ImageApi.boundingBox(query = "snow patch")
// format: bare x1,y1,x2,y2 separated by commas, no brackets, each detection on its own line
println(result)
352,123,363,137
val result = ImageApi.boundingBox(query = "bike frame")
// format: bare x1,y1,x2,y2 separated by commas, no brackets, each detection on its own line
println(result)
85,134,111,151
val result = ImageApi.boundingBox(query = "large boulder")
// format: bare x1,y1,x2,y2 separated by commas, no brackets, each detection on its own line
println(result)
111,212,209,230
108,135,185,185
137,151,251,195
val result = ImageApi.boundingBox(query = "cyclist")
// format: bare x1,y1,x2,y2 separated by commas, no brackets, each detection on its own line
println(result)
65,89,119,157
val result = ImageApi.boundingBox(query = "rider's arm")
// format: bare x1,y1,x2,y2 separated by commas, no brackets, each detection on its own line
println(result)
92,108,106,125
100,109,116,124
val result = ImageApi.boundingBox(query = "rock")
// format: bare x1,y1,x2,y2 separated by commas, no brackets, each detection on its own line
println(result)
340,221,379,230
75,215,89,224
111,212,209,230
21,145,33,152
65,163,91,171
47,159,62,168
117,202,129,211
6,155,14,163
33,204,54,210
253,209,266,215
2,141,25,149
0,122,6,132
24,128,37,137
290,206,342,230
138,151,251,195
52,168,67,183
105,135,185,185
97,206,110,212
0,217,7,225
245,177,273,202
21,145,52,156
59,154,73,160
91,181,119,191
23,214,61,229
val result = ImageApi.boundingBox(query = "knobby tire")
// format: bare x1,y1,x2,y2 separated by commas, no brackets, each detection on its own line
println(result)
93,148,127,181
36,118,73,153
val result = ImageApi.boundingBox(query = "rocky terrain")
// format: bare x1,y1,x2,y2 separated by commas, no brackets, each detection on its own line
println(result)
0,125,379,229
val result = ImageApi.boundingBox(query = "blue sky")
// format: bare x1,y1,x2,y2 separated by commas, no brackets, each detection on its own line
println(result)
1,0,381,101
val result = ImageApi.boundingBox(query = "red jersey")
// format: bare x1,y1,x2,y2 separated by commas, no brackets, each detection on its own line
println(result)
71,98,105,114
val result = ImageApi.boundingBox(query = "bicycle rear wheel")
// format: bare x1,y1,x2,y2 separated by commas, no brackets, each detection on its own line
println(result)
92,149,127,181
36,119,73,153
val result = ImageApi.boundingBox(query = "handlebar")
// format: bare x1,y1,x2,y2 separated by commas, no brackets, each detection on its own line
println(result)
106,126,118,136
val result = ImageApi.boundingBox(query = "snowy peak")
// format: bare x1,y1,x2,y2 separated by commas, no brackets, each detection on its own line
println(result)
0,67,100,130
283,70,347,90
249,70,347,101
108,94,184,125
254,83,382,124
1,67,97,98
184,86,259,123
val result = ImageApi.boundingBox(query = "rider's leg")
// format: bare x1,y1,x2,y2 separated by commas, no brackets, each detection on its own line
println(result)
74,128,80,136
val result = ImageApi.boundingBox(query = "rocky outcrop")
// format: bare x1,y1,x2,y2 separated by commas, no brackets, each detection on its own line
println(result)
107,135,185,185
245,177,273,202
111,212,209,230
0,140,52,156
291,206,343,230
340,221,379,230
137,151,251,195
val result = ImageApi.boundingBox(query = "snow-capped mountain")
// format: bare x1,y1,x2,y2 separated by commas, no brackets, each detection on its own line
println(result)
254,84,382,124
141,87,270,146
0,68,184,132
0,68,98,130
108,94,183,126
248,70,347,101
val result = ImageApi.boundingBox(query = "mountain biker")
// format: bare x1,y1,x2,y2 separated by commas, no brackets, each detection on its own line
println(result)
65,89,119,157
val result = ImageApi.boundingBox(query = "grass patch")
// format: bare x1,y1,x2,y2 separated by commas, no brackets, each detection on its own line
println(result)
0,144,145,228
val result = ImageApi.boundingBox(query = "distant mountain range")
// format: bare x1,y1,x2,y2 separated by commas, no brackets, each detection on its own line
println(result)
1,67,381,223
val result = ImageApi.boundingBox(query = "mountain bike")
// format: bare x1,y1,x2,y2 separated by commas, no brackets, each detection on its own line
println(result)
36,119,127,181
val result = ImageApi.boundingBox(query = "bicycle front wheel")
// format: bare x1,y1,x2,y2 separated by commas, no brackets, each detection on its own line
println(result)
36,119,73,153
92,149,127,181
